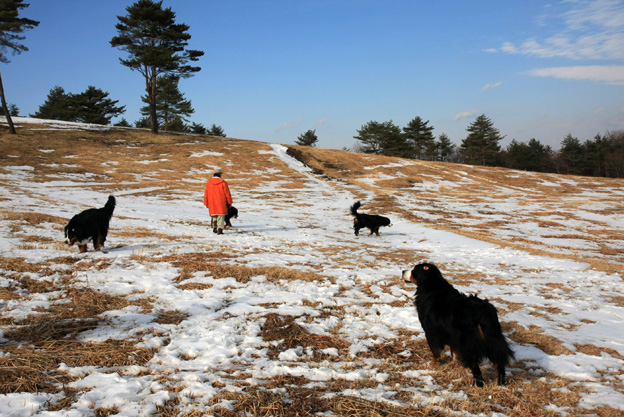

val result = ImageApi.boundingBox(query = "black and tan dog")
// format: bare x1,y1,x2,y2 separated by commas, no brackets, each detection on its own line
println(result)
64,195,116,253
350,201,392,236
402,263,514,387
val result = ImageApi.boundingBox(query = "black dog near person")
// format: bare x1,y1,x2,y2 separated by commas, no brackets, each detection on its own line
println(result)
402,263,514,387
225,205,238,228
64,195,116,253
350,201,392,236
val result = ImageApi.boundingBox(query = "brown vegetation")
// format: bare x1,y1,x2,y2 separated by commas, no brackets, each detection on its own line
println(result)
1,122,623,415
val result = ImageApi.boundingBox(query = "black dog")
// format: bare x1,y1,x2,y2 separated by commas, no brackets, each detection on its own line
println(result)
225,205,238,228
350,201,392,236
402,263,514,387
64,195,116,253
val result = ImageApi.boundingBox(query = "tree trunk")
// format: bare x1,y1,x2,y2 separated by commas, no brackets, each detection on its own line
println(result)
149,70,159,134
0,71,16,134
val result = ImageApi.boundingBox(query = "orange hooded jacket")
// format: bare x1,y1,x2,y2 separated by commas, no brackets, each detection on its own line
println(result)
204,176,233,215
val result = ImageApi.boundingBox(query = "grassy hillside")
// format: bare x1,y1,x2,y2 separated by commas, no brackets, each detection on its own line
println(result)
287,146,624,275
1,119,623,416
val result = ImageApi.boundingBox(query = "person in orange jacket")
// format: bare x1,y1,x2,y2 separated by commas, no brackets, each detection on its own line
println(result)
204,167,233,235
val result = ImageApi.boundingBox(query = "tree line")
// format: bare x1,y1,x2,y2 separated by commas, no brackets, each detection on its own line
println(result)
3,2,622,177
296,114,624,179
1,0,224,135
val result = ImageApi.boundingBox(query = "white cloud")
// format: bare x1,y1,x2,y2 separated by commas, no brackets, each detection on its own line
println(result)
564,0,624,30
482,81,503,91
276,117,303,133
495,0,624,61
454,110,479,121
315,118,327,129
527,65,624,85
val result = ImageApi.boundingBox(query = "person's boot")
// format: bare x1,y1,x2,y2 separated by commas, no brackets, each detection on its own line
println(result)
217,228,223,235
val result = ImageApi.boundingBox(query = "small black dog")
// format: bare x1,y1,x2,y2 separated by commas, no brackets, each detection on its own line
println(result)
225,205,238,228
402,263,514,387
64,195,116,253
350,201,392,236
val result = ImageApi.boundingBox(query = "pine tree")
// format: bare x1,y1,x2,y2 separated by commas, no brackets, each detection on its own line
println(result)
0,0,39,133
114,118,131,127
435,133,455,162
295,129,318,147
603,130,624,178
208,124,226,137
32,86,125,125
140,74,193,130
111,0,203,134
70,86,126,125
31,86,72,120
460,114,504,166
558,134,584,175
506,138,553,172
403,116,435,160
354,120,408,157
134,117,151,129
189,122,207,134
0,102,18,116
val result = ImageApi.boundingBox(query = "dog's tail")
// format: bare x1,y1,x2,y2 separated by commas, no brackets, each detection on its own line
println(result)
104,195,116,218
478,302,515,367
350,201,361,216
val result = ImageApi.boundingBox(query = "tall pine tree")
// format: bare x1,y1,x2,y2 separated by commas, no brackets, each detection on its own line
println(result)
435,133,455,162
461,114,504,166
0,0,39,133
111,0,203,134
403,116,435,160
140,74,193,131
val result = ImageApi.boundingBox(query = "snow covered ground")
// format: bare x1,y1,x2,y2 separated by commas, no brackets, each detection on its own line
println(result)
1,119,623,416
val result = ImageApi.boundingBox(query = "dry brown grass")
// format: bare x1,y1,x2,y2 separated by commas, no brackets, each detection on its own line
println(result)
260,313,350,358
0,340,156,394
288,145,624,275
157,252,333,285
2,123,624,415
0,275,155,395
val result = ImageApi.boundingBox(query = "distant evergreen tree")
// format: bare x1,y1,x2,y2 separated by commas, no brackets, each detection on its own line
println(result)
111,0,203,134
506,138,554,172
0,103,19,116
403,116,435,160
208,124,226,137
603,130,624,178
295,129,318,147
0,0,39,133
161,116,186,132
33,85,125,124
582,134,611,177
189,122,207,134
134,117,151,129
70,86,125,125
354,120,409,157
461,114,504,166
435,133,455,162
558,134,584,175
140,74,193,130
31,86,72,120
354,121,385,154
114,117,131,127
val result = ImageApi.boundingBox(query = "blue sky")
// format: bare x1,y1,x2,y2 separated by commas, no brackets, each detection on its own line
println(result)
4,0,624,150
